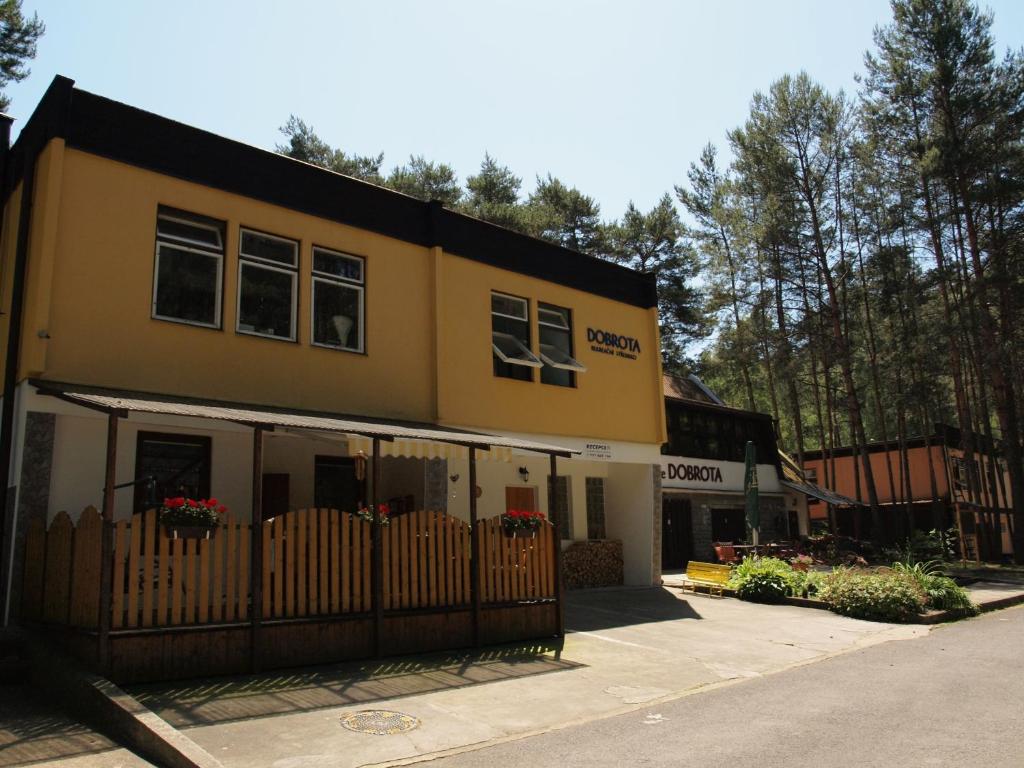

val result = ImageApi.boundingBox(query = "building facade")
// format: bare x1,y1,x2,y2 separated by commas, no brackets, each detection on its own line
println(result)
0,76,668,625
658,375,809,568
803,425,1015,560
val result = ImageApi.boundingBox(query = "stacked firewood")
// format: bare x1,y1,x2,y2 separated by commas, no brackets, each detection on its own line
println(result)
563,540,624,589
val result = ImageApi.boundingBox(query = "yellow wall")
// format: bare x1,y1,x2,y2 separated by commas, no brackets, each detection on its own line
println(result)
436,255,665,443
7,140,665,444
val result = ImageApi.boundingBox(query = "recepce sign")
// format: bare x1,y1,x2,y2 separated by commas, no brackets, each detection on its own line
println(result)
587,328,641,361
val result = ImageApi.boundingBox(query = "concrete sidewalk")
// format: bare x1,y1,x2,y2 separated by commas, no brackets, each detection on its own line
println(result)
143,587,923,768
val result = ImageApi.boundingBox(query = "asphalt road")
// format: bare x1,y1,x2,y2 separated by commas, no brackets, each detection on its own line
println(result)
427,606,1024,768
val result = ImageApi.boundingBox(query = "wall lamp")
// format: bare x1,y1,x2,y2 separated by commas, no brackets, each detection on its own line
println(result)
518,466,530,483
449,473,460,484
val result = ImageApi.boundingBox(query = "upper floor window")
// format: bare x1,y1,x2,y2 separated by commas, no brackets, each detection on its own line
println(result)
237,228,298,341
538,302,585,387
491,292,541,381
152,210,225,328
312,246,365,352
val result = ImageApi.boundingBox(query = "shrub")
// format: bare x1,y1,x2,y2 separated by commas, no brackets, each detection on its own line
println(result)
818,568,926,622
883,529,960,564
891,561,977,613
730,557,796,603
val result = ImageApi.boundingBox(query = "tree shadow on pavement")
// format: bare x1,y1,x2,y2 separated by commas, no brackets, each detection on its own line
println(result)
130,640,579,729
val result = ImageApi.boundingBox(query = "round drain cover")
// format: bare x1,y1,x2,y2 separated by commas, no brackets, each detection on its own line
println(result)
341,710,421,735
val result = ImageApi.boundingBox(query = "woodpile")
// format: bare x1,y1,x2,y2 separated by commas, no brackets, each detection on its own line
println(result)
563,540,623,589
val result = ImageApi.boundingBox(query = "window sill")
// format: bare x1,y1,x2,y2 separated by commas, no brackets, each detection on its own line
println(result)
312,341,366,356
236,328,298,344
152,313,222,331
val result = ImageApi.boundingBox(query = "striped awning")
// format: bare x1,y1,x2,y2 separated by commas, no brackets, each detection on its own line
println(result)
346,437,513,462
33,380,575,459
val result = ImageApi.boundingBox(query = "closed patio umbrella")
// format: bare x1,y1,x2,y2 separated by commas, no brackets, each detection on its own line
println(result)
744,440,760,546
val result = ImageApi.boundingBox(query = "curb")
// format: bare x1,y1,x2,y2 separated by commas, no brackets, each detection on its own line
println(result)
24,631,224,768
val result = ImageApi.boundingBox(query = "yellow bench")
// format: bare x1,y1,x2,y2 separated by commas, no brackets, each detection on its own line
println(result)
681,561,732,597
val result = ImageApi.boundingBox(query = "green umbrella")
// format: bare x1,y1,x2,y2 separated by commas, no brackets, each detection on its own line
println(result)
744,440,760,546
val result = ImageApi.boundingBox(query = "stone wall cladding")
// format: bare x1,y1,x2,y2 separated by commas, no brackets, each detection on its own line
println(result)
424,458,448,511
11,412,56,619
563,539,624,589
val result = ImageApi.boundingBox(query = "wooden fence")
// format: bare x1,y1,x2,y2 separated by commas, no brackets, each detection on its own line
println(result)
22,507,556,632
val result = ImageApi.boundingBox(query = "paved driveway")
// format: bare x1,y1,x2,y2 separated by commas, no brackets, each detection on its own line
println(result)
165,586,923,768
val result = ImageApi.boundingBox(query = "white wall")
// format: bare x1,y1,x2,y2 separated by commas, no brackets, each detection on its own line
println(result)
604,462,656,586
48,412,253,522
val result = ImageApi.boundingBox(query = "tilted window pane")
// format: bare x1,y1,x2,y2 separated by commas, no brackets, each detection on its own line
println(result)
313,248,363,283
539,308,580,386
538,305,570,329
154,245,219,325
240,230,297,266
238,263,295,339
313,279,362,350
491,293,527,320
157,216,222,251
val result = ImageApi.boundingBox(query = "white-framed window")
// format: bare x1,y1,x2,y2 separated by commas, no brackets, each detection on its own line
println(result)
152,210,225,328
311,246,365,352
237,228,299,341
538,302,585,387
492,292,542,381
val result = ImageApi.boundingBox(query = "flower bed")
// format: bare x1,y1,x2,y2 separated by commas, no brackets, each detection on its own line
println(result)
727,555,977,622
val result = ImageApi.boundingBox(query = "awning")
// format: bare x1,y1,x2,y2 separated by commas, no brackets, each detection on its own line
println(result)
781,479,865,507
33,381,577,459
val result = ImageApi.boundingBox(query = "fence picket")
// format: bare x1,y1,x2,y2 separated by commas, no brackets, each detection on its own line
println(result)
342,512,352,613
361,520,371,612
211,516,223,623
330,511,340,614
111,520,127,629
319,510,329,615
238,523,250,621
21,518,45,621
142,509,157,627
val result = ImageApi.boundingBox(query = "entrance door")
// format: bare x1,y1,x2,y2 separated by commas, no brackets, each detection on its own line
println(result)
314,456,363,511
661,496,693,570
710,507,747,543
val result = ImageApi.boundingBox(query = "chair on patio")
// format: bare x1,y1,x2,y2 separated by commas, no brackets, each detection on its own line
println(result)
713,543,740,565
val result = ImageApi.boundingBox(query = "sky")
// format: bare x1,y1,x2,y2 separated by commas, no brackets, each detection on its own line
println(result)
6,0,1024,219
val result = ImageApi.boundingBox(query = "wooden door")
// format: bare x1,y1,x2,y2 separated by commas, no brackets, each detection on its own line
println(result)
661,496,693,570
711,507,747,544
505,486,537,513
262,473,290,519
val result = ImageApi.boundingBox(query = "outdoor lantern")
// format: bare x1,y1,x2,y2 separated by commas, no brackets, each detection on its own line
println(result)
449,473,460,483
518,466,530,482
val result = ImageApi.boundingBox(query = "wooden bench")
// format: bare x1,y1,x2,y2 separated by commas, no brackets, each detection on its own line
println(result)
681,561,732,597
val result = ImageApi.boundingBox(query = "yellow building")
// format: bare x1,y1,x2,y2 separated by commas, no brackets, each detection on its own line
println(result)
0,76,667,627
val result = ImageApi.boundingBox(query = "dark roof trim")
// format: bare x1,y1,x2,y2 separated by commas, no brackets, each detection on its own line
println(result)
663,394,776,422
781,479,865,507
8,76,657,309
802,424,1001,461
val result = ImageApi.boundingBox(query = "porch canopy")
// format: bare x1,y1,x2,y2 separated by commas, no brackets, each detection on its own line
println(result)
31,380,578,459
781,478,864,507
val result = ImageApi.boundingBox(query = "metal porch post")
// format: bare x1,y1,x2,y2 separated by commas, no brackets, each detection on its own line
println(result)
468,446,480,646
250,426,264,672
549,453,564,638
97,412,119,672
371,437,383,657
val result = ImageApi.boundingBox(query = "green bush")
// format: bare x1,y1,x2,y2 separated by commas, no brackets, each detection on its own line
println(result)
729,557,796,603
891,561,977,612
883,529,960,564
818,568,927,622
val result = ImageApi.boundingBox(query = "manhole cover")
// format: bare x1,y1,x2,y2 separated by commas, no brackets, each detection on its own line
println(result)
341,710,420,735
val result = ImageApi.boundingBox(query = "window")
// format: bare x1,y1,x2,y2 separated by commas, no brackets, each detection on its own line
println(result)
538,302,585,387
152,210,225,328
547,475,572,538
133,432,212,515
586,477,606,539
492,292,541,381
237,228,298,341
311,246,365,352
314,456,363,510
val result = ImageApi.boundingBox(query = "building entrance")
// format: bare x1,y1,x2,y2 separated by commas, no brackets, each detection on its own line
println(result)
661,496,693,570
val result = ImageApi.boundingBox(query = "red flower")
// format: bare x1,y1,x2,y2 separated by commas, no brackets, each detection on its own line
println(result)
217,505,227,514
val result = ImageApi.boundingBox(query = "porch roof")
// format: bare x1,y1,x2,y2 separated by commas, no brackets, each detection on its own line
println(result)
31,380,579,458
781,479,865,507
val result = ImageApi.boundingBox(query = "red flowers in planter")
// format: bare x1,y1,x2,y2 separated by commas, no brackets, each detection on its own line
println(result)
159,497,226,528
356,503,391,525
501,509,545,531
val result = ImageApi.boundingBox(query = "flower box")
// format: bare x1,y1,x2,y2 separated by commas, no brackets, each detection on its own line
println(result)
165,525,218,540
501,509,545,537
